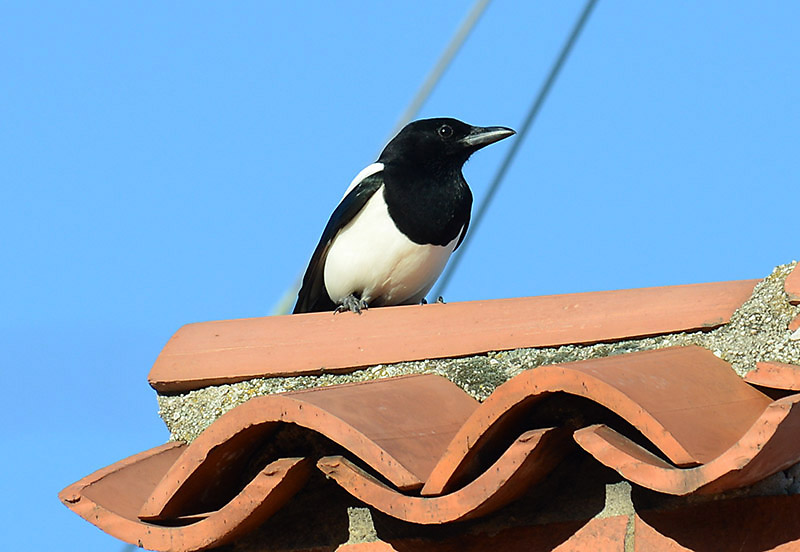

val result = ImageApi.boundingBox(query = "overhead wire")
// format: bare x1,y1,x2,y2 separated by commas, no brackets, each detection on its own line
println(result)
272,0,493,315
432,0,599,300
386,0,493,141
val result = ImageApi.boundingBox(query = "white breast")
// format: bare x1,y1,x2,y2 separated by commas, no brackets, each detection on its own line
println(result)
323,185,459,306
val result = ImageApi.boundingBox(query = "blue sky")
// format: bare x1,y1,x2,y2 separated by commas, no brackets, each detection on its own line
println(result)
2,2,798,550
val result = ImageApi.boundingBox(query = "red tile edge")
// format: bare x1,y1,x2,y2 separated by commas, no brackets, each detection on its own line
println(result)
60,442,184,505
744,361,800,391
634,515,693,551
60,444,311,552
552,516,629,551
775,540,800,551
317,427,567,524
62,438,800,550
786,264,800,305
635,495,800,551
141,376,471,520
573,392,800,495
149,280,759,393
423,346,769,496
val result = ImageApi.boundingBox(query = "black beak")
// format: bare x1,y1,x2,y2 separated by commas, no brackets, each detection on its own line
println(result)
460,126,516,150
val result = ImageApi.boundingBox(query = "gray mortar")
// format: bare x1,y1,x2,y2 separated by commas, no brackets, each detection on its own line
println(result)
343,507,379,544
158,261,799,443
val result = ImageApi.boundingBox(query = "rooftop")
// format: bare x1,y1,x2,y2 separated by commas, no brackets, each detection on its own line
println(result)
61,261,800,551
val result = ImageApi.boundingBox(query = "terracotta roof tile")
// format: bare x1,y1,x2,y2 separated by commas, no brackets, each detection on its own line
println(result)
635,495,800,551
62,349,800,549
317,427,567,524
744,361,800,391
141,374,476,515
573,391,800,495
59,443,311,552
553,516,629,552
60,442,184,517
634,515,690,552
786,263,800,304
424,346,770,498
148,280,757,393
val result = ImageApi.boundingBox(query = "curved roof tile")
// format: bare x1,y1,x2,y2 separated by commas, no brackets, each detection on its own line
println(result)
317,427,567,524
573,391,800,495
142,374,476,516
422,346,770,496
59,443,310,552
744,361,800,391
62,347,800,550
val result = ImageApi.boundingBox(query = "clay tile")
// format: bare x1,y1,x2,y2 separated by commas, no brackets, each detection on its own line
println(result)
744,361,800,391
282,374,478,488
148,280,758,393
573,392,800,495
786,263,800,304
556,516,630,552
634,515,693,551
635,495,800,551
59,443,311,552
141,374,476,523
317,427,568,524
423,346,770,496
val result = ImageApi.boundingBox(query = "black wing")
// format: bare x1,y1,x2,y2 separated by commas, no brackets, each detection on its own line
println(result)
293,173,384,313
453,180,473,251
453,200,471,251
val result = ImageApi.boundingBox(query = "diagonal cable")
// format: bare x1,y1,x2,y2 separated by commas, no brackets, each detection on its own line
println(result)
386,0,493,141
432,0,599,300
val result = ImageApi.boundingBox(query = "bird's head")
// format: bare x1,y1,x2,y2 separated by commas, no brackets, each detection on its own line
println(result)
379,118,515,170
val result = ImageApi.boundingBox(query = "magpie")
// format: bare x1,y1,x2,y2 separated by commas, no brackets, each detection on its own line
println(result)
293,117,515,314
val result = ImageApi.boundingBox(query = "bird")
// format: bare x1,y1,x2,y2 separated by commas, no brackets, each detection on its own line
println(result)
293,117,515,314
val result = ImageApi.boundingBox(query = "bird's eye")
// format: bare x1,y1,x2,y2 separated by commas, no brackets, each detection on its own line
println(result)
438,124,453,139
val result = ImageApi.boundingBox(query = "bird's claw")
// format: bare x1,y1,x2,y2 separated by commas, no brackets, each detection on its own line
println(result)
436,296,446,304
335,294,369,315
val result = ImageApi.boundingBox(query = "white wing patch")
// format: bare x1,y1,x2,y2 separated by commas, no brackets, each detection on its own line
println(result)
324,184,459,306
341,162,384,199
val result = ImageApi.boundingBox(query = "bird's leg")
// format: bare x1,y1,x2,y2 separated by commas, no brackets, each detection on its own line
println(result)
419,298,428,305
335,294,369,315
436,296,446,304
